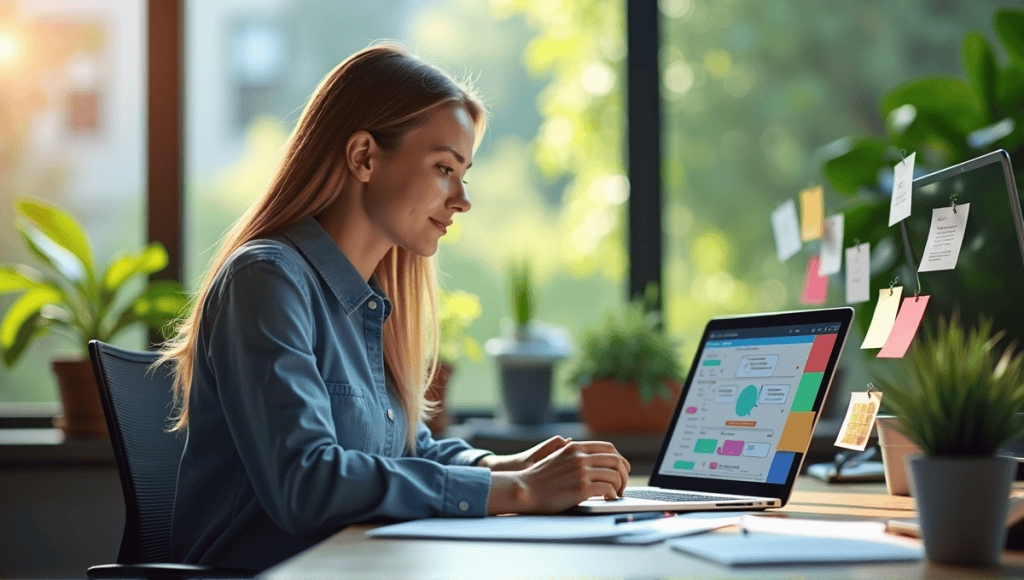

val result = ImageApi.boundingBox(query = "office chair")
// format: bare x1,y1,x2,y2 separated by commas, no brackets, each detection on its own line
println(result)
86,340,253,579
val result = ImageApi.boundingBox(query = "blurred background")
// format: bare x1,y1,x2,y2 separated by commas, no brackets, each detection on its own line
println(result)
3,0,1019,415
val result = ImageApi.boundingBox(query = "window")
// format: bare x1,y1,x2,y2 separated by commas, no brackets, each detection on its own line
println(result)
0,0,146,405
184,0,627,412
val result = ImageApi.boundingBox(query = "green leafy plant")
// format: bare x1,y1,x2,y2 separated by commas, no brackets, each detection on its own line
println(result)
822,8,1024,338
437,287,483,365
0,198,187,366
873,311,1024,456
508,259,535,329
566,291,685,405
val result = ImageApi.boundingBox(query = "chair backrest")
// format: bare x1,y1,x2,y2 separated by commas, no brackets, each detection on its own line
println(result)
89,340,182,564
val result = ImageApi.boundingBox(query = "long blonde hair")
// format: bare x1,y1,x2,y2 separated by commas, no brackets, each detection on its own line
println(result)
159,42,487,450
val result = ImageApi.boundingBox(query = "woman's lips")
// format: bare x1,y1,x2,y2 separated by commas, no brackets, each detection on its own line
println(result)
430,218,447,234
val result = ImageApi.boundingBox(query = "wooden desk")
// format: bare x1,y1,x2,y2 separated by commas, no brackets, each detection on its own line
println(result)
260,477,1024,580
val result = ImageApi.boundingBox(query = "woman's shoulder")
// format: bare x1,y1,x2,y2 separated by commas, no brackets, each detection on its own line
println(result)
217,238,312,284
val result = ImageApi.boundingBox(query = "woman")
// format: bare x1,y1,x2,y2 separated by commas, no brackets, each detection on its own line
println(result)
159,42,631,572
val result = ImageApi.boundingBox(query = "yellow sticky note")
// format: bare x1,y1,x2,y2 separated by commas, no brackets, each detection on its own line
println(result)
861,286,903,349
800,186,824,241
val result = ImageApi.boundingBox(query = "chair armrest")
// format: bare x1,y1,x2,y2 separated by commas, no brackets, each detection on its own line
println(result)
87,562,255,579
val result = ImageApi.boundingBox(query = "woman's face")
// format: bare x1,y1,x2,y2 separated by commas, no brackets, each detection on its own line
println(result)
364,104,475,257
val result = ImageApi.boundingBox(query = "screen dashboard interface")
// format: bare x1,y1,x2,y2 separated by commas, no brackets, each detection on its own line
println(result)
656,322,842,484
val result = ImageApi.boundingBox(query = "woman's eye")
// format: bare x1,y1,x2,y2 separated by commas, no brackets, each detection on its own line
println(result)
439,165,453,176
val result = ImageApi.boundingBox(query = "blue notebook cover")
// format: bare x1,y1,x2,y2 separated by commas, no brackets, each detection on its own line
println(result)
668,533,924,567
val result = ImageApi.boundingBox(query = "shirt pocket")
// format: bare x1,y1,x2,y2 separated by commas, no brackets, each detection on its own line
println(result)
324,382,374,451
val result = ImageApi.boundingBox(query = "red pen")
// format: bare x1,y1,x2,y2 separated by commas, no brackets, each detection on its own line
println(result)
614,511,676,524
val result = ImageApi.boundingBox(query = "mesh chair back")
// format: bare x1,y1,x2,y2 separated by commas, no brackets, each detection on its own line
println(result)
90,340,183,564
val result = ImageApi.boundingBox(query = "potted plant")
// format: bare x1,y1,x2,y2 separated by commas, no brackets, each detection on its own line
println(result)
566,288,686,434
484,259,571,424
425,287,484,435
872,311,1024,566
0,199,187,437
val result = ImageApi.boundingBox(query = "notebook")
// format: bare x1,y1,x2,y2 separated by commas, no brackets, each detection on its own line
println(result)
576,306,855,514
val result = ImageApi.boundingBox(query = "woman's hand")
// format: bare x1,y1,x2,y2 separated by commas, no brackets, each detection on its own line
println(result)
487,440,631,515
477,435,573,472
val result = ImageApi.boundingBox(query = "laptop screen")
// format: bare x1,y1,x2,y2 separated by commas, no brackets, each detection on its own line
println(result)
648,307,853,499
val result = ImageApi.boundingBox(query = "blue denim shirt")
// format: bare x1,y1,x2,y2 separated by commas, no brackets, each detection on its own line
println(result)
170,217,493,571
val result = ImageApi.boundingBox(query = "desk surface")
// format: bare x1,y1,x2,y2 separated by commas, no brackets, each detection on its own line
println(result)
260,477,1024,580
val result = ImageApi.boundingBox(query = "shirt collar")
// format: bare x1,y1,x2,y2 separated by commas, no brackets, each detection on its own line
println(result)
280,216,391,318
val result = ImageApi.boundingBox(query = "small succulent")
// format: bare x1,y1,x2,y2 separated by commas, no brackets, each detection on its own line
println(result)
873,311,1024,456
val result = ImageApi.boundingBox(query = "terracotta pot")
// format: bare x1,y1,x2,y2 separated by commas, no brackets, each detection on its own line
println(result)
580,378,682,433
51,358,107,438
425,361,454,436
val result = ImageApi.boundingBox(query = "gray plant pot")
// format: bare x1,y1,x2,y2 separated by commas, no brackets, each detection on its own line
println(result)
486,321,571,425
500,364,554,424
906,454,1017,566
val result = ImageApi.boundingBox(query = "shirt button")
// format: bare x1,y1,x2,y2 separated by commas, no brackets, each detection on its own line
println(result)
458,501,470,512
387,408,394,421
368,300,377,310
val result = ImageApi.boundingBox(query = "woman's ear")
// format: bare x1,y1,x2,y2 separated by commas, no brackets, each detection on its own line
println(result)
345,130,376,183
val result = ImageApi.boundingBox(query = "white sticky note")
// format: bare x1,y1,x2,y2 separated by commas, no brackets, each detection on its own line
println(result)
819,214,844,275
835,391,883,451
845,243,870,304
888,152,915,226
772,199,802,262
861,286,903,349
918,203,970,272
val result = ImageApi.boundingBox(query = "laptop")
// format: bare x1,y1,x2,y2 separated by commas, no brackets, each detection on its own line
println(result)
576,306,855,513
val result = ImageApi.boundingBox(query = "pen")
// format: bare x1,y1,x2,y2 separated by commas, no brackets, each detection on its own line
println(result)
614,512,676,525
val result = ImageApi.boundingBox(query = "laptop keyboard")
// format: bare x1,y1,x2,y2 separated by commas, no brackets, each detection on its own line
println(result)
623,489,739,503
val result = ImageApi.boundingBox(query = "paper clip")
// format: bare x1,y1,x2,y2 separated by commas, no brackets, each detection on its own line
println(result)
853,238,860,247
889,277,899,295
899,148,908,161
951,193,958,214
866,382,877,396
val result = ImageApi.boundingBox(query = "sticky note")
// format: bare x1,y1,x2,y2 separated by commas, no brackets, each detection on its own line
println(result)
800,186,824,241
861,287,903,349
918,203,970,272
819,214,844,275
772,199,802,261
835,391,882,451
800,255,828,305
845,243,870,304
777,412,816,452
888,152,915,226
878,295,931,358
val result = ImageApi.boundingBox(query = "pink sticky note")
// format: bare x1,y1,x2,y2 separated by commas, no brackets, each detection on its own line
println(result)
878,295,931,358
800,255,828,305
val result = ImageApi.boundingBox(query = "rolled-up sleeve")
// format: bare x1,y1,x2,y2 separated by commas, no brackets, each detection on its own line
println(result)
205,255,491,539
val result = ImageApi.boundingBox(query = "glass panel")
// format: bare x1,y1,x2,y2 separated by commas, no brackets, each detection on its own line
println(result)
660,0,1019,417
0,0,146,404
184,0,626,412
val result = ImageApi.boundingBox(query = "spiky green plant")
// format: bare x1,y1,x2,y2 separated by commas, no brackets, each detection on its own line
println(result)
873,311,1024,456
508,259,535,329
0,199,187,366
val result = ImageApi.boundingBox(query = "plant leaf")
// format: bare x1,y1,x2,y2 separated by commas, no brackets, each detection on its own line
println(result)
822,138,887,197
107,280,187,340
0,266,42,295
103,243,169,291
15,199,94,280
963,32,999,120
881,77,982,137
994,9,1024,64
16,223,87,286
1,311,47,368
0,286,62,349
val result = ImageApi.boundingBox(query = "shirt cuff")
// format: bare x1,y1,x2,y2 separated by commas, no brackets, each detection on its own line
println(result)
442,465,491,517
452,448,494,467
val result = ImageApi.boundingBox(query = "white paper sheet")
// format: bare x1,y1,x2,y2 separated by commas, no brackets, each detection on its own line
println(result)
845,242,870,304
772,199,802,262
819,214,844,275
889,152,915,226
918,203,970,272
